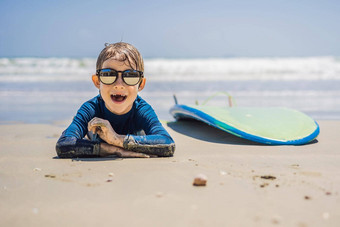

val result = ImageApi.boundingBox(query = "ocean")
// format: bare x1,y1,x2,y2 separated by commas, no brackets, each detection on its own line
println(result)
0,57,339,124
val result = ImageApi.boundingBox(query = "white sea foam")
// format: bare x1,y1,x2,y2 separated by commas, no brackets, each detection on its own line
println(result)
1,57,340,82
0,74,92,82
0,58,94,77
145,56,340,81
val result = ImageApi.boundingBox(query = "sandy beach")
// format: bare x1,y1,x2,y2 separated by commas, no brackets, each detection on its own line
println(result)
0,120,339,227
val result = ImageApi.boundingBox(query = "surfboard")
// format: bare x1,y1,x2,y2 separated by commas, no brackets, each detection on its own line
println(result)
170,104,319,145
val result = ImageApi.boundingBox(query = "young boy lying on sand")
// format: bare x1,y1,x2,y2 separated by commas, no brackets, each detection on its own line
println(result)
56,42,175,158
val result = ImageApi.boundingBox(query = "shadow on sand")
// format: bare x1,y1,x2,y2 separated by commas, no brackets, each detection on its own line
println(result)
167,119,263,146
53,156,123,162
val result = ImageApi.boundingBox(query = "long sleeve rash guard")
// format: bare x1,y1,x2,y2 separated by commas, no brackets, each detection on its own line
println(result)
56,95,175,158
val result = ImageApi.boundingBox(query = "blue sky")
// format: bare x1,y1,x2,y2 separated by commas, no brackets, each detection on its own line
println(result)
0,0,339,58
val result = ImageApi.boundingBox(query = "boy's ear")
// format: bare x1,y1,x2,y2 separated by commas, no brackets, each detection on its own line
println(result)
92,75,100,89
138,78,146,91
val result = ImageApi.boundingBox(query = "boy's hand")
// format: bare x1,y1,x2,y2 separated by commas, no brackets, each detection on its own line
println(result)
100,143,150,158
88,117,124,147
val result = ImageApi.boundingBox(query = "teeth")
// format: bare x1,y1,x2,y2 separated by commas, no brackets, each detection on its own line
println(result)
111,94,126,102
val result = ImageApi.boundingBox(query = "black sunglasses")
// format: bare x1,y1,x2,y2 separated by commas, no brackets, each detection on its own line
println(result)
96,68,144,86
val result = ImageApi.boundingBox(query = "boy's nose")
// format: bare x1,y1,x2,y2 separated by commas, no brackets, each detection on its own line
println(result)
113,74,125,89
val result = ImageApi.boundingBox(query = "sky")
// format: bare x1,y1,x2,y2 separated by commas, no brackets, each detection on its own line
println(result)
0,0,339,58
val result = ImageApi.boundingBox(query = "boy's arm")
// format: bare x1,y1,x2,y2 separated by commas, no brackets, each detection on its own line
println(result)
56,132,101,158
123,102,176,157
123,133,175,157
55,100,101,158
86,110,175,157
100,143,150,158
56,98,148,159
56,134,149,158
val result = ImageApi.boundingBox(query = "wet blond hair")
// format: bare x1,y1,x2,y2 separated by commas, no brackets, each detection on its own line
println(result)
96,42,144,72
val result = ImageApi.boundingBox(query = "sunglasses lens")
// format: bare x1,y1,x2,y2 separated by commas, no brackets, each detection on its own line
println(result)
99,70,117,84
123,71,141,85
100,76,116,84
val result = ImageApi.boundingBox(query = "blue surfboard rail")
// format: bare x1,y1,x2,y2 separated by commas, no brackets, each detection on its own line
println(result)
170,104,320,145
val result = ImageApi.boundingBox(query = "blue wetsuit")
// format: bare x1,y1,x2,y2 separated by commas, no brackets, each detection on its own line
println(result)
56,95,175,158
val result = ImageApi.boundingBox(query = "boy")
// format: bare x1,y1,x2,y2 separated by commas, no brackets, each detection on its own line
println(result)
56,42,175,158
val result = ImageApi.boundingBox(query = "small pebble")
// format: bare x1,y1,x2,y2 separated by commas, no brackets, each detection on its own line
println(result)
304,196,311,200
106,179,112,182
33,168,42,171
271,215,282,224
193,174,207,186
156,192,164,198
108,173,114,177
260,183,269,188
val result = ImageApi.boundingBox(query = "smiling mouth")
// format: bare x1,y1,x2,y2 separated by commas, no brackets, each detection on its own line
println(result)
111,94,127,103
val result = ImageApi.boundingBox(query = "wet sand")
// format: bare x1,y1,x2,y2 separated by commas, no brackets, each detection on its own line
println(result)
0,120,339,227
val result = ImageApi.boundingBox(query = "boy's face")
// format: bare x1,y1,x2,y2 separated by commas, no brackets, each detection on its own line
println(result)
92,58,145,115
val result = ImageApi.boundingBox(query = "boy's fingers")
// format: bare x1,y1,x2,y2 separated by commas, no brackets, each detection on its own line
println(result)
119,151,149,158
88,123,105,133
89,118,106,127
90,124,107,131
139,153,150,158
88,117,99,125
88,125,97,133
92,127,100,135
